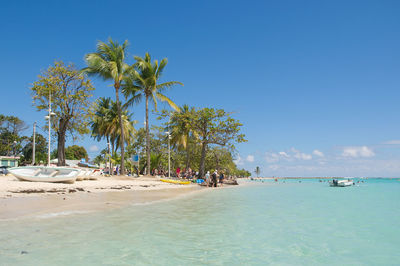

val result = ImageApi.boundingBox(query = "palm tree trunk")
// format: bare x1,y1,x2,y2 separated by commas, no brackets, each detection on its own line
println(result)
185,142,190,169
107,136,111,175
145,95,151,175
115,85,125,175
199,141,207,178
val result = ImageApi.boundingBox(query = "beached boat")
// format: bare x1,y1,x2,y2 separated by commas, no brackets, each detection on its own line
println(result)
329,179,353,187
160,178,191,185
8,166,79,184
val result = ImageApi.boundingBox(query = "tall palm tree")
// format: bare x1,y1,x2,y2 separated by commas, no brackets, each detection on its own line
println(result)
169,105,196,169
83,38,130,175
122,53,183,175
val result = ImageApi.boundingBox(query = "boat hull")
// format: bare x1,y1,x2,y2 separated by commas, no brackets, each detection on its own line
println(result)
8,166,79,184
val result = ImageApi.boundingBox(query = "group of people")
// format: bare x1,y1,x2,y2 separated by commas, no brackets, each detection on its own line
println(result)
205,169,224,187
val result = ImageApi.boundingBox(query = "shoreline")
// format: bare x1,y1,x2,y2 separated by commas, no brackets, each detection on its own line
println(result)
0,175,205,220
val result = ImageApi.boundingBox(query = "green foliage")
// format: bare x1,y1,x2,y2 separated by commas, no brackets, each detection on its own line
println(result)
65,145,88,160
90,97,136,151
21,133,47,165
0,115,27,156
31,61,95,138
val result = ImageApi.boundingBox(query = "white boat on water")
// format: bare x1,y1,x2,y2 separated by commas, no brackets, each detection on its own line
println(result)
330,179,353,187
8,166,79,184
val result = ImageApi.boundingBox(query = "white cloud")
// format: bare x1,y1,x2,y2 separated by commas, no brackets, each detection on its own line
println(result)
234,155,244,166
89,145,99,152
246,155,255,162
294,153,312,160
382,140,400,145
291,147,312,160
278,151,290,158
266,148,313,163
342,146,375,158
313,150,324,157
265,152,281,163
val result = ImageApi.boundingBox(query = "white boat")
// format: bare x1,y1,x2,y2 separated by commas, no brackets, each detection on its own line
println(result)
8,166,79,184
330,179,354,187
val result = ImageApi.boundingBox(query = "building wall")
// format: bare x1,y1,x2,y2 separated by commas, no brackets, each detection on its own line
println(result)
0,158,19,167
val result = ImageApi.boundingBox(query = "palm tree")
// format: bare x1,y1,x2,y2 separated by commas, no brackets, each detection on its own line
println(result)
90,97,112,171
169,105,196,169
83,38,130,175
91,97,136,174
254,166,261,177
122,53,183,175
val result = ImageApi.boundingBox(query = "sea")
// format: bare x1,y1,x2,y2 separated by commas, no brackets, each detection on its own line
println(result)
0,178,399,265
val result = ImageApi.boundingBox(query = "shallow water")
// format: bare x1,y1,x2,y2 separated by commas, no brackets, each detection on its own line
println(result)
0,179,399,265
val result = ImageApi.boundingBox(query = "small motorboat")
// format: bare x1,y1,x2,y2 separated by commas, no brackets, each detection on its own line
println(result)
330,179,354,187
8,166,79,184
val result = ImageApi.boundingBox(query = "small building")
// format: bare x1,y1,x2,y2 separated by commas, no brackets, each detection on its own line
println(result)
0,156,20,167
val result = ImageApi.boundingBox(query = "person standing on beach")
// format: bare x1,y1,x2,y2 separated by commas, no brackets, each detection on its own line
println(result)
212,170,218,187
205,171,210,186
219,171,224,185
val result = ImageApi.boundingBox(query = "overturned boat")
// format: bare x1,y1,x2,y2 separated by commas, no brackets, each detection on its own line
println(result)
8,166,79,184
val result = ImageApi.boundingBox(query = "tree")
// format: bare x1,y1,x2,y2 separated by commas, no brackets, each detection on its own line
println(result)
122,53,183,175
65,145,88,160
21,133,47,165
83,38,130,175
31,61,94,166
190,108,246,178
254,166,260,177
0,115,27,156
90,97,136,174
167,105,197,169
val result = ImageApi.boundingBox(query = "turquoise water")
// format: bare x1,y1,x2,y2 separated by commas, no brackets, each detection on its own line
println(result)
1,179,399,265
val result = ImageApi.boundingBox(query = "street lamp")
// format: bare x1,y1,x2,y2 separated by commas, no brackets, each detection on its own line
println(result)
45,89,56,167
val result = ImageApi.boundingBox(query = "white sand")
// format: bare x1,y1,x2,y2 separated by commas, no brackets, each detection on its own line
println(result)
0,174,203,220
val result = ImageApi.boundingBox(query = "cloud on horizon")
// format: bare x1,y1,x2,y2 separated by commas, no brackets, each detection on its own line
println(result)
341,146,375,158
382,140,400,145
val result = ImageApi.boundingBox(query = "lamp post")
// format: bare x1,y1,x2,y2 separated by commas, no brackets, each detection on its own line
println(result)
45,89,56,166
32,122,36,165
165,130,171,178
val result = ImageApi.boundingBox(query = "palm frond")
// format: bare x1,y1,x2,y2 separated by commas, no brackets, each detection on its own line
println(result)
156,93,179,111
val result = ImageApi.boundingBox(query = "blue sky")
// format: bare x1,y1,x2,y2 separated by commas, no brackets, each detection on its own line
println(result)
1,0,400,177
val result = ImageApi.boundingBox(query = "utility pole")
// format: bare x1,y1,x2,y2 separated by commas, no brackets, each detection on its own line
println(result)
32,122,36,165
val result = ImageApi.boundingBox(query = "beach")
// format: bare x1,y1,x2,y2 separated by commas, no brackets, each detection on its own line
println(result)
0,175,202,220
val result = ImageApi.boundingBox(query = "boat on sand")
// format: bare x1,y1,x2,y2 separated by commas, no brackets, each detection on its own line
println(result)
8,166,79,184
